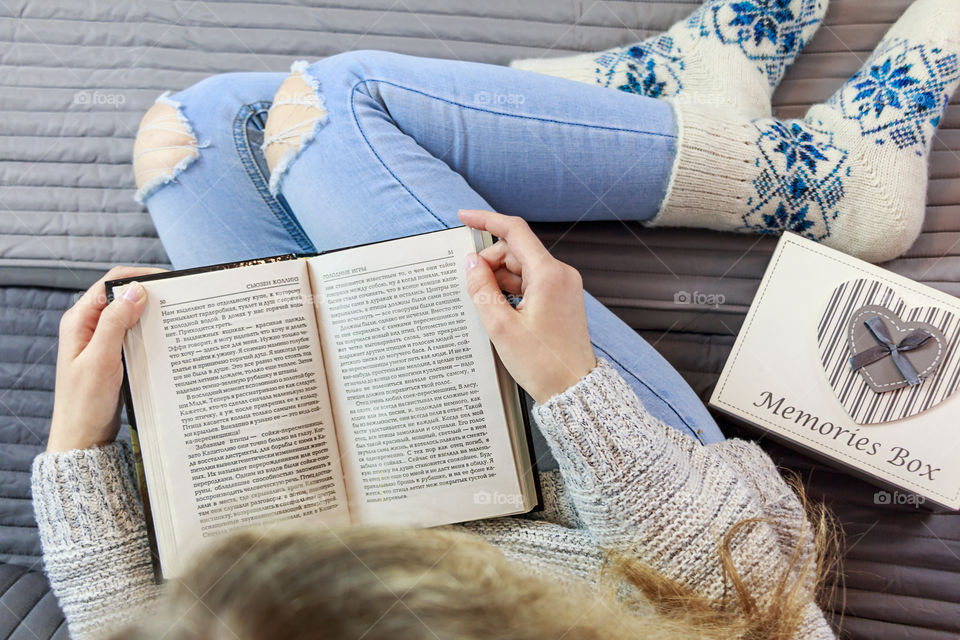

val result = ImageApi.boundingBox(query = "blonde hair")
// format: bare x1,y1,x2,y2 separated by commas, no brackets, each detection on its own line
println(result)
601,476,841,639
119,484,838,640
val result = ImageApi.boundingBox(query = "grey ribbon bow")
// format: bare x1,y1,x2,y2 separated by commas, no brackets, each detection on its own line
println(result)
849,315,933,386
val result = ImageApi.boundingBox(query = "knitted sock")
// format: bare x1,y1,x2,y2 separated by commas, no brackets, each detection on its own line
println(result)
649,0,960,263
510,0,827,118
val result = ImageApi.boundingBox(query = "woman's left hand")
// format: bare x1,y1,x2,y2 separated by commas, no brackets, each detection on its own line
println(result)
47,266,165,453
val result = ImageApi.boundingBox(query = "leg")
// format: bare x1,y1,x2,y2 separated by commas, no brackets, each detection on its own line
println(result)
649,0,960,263
515,0,960,263
584,295,724,444
134,73,313,269
264,52,723,445
270,8,960,264
264,51,678,251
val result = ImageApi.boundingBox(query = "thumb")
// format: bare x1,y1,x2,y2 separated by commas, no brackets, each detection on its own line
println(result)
85,282,147,363
464,252,516,340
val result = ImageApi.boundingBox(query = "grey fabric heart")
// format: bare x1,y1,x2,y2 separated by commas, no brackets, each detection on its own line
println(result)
846,304,946,393
817,278,960,425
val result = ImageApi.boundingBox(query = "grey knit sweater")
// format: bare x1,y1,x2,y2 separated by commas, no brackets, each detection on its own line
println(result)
32,360,835,639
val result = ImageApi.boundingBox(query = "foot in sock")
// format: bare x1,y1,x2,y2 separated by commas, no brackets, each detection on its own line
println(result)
511,0,828,118
649,0,960,263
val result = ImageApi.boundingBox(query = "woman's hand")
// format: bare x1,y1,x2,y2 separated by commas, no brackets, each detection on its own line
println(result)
459,210,596,404
47,266,165,453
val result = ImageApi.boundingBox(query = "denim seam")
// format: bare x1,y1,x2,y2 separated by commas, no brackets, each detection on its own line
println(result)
591,342,705,444
348,82,447,228
353,78,678,138
232,101,315,253
347,77,677,228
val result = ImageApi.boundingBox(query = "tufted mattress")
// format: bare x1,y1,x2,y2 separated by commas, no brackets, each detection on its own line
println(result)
1,0,958,638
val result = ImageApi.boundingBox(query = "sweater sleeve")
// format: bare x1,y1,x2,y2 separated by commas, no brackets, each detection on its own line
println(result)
531,359,834,638
710,439,817,574
31,441,162,639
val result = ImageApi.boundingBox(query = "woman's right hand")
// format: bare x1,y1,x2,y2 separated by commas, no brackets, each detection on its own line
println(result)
459,210,597,404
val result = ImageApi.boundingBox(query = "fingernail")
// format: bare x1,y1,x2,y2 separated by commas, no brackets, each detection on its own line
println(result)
465,253,479,271
122,282,144,303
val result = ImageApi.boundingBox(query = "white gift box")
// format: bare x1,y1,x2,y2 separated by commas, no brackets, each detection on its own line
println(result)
710,233,960,511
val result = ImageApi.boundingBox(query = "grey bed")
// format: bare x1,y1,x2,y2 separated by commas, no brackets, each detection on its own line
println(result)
1,0,958,637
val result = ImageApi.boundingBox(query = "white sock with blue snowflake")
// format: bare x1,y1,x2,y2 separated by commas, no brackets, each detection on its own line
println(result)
510,0,827,118
648,0,960,263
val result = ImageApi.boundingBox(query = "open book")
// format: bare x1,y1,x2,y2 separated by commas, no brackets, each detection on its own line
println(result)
107,226,539,578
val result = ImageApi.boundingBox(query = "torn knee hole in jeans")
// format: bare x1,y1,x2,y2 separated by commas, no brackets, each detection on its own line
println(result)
133,92,208,203
263,60,329,195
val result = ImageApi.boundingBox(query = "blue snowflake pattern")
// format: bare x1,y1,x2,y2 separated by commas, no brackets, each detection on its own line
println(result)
852,57,919,117
691,0,824,87
619,57,668,97
598,0,824,96
762,202,813,233
594,34,684,97
770,121,828,172
728,0,795,47
832,38,960,154
742,119,848,240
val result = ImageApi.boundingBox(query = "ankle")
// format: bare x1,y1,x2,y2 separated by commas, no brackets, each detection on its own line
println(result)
649,103,758,230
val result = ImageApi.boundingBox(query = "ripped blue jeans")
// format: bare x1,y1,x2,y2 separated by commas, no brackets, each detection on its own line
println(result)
138,51,725,462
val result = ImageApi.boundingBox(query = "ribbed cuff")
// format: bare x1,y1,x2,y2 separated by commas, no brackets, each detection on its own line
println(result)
32,441,145,548
647,101,757,230
509,53,599,85
531,359,664,474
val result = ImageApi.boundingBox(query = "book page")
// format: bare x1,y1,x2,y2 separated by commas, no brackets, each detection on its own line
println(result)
117,259,350,574
307,227,528,527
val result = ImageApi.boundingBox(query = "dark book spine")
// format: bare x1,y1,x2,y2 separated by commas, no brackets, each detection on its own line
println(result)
518,389,544,512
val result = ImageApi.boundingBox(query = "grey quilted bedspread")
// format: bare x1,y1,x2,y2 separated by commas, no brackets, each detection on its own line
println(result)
1,1,960,639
